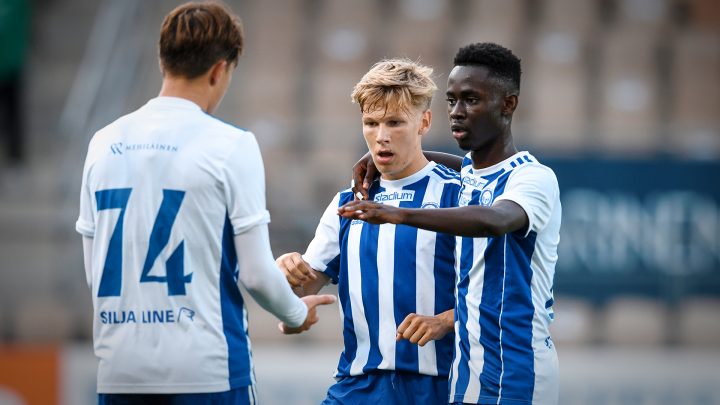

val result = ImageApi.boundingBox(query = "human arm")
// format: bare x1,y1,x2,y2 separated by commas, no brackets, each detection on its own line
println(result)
234,223,336,333
82,236,93,287
276,252,331,296
351,151,463,200
396,309,454,347
338,199,528,238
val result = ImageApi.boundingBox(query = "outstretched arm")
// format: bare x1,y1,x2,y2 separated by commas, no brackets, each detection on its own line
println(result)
338,199,528,238
234,224,335,333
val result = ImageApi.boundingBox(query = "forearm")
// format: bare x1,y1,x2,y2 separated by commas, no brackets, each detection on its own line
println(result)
401,205,516,237
235,225,308,328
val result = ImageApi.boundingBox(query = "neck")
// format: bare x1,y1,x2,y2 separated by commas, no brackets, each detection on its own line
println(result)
159,77,211,113
470,130,517,169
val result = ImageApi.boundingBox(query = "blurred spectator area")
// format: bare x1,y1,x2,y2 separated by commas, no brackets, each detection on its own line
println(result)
0,0,718,349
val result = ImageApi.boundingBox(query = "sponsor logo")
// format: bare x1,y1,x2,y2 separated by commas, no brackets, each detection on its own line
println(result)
373,190,415,203
178,307,196,322
462,175,484,188
110,142,123,155
99,307,197,325
110,142,179,155
545,336,554,349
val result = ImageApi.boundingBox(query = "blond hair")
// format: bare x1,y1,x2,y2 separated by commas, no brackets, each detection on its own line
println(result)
351,59,437,114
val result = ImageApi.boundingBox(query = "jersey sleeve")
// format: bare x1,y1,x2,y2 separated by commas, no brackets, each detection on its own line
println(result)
223,134,271,235
494,164,560,237
76,143,96,237
302,193,342,284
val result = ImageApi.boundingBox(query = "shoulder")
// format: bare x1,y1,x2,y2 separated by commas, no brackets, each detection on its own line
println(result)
429,163,461,186
202,114,258,146
336,188,355,206
506,155,560,194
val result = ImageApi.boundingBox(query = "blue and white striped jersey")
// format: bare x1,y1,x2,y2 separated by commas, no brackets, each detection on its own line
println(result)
449,152,561,405
303,162,461,378
76,97,269,393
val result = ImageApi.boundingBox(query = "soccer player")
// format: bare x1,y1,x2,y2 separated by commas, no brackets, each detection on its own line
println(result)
75,3,334,404
343,43,561,404
276,59,460,404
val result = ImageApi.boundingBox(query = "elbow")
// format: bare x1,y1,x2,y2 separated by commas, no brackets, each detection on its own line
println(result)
483,217,514,238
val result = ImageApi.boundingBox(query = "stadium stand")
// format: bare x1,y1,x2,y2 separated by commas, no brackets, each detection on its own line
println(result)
0,0,718,351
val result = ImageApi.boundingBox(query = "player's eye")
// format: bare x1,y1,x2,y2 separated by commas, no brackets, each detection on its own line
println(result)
446,98,456,106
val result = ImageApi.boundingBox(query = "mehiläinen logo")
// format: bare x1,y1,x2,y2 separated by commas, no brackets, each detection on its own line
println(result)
110,142,178,155
374,190,415,203
110,142,123,155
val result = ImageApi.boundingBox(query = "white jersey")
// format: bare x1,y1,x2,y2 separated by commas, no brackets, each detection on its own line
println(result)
449,152,561,405
76,97,270,393
303,162,461,377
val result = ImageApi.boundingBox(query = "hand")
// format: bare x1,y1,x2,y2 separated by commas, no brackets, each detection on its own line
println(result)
337,200,405,225
276,252,317,288
351,152,378,201
279,294,337,334
396,310,454,347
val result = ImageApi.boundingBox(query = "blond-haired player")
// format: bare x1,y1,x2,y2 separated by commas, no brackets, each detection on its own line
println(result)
276,59,460,404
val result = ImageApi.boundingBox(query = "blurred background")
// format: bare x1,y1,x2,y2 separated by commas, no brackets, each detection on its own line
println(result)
0,0,719,404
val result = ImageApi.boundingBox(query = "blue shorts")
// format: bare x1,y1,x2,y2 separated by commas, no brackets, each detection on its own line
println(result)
322,371,448,405
98,385,256,405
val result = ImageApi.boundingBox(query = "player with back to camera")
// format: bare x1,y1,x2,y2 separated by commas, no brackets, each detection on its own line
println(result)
276,59,460,404
75,2,335,404
345,43,562,405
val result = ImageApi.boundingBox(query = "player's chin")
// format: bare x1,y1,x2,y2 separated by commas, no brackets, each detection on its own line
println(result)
454,138,472,151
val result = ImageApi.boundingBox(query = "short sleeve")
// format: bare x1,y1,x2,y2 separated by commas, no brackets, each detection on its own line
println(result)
223,134,271,235
302,193,342,284
494,164,559,237
76,145,96,237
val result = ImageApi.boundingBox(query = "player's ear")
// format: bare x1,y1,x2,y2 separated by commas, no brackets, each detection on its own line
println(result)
208,60,228,86
419,109,432,136
502,94,518,116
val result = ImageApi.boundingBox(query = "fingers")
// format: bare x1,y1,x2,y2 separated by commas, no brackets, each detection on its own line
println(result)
352,156,370,201
291,254,317,280
363,162,378,197
276,252,316,287
397,313,414,335
417,334,433,347
408,327,426,345
397,313,421,341
396,313,436,346
303,294,337,308
337,201,375,218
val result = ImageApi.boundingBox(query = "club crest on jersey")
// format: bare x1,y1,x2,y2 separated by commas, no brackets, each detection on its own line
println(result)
421,202,439,209
373,190,415,203
481,189,493,206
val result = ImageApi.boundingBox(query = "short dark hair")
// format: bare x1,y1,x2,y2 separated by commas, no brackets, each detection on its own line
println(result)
159,2,243,79
453,43,521,93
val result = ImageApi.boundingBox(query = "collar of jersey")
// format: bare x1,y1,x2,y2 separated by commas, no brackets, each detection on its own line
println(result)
465,151,532,175
378,161,436,189
146,96,203,111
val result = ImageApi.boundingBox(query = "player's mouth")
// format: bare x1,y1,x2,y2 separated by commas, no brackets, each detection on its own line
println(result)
375,150,395,165
451,123,468,140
